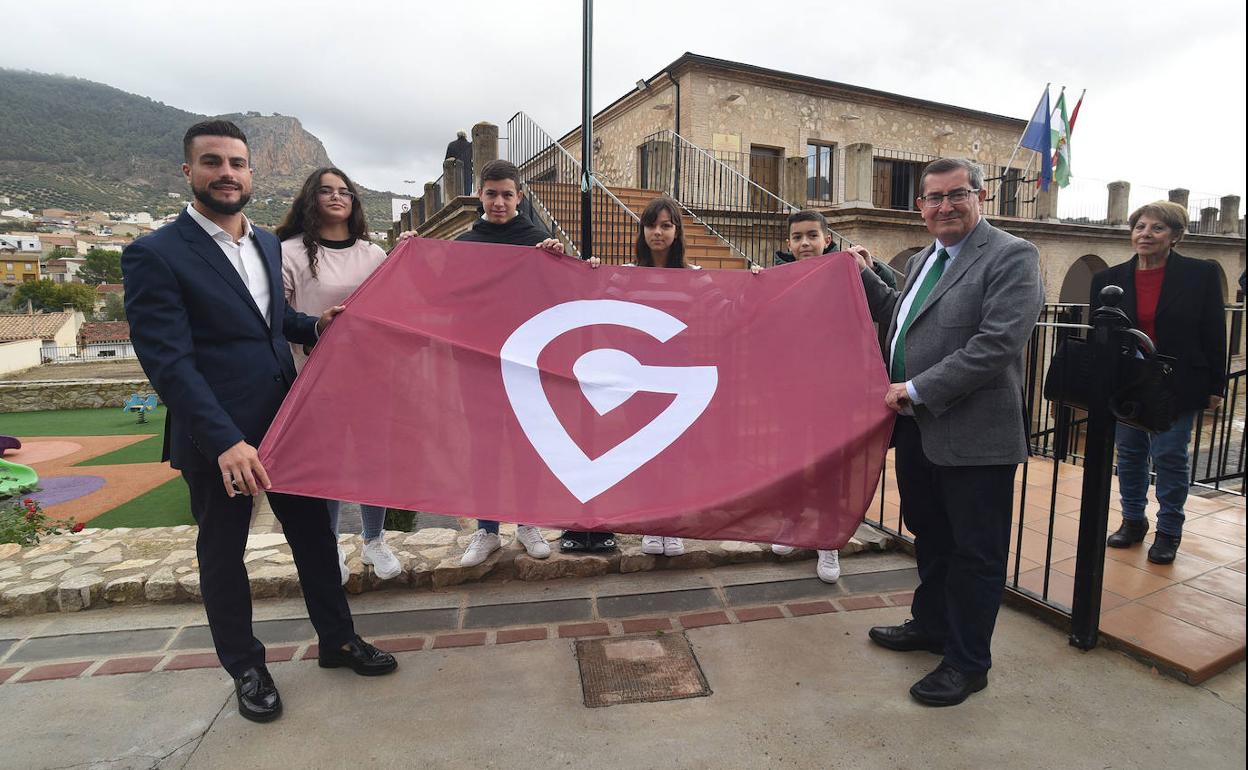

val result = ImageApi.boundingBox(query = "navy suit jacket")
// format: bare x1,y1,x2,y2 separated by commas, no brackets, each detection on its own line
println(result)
122,209,317,472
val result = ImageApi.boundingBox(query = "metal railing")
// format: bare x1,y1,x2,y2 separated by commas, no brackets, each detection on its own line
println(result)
506,111,640,264
866,302,1244,620
639,129,854,267
40,344,136,364
872,147,1037,219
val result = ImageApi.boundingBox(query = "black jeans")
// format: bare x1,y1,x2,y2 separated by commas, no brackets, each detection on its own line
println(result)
184,470,355,677
892,417,1016,674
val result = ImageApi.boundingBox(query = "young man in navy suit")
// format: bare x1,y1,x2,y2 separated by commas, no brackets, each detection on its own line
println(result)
123,120,396,723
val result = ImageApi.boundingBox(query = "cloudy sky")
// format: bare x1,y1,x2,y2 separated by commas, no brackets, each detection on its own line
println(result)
3,0,1244,211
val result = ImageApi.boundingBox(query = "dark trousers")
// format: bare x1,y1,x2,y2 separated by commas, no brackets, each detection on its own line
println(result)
893,417,1016,674
184,470,355,677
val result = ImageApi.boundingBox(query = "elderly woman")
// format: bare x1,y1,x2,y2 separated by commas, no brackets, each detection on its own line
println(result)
1090,200,1227,564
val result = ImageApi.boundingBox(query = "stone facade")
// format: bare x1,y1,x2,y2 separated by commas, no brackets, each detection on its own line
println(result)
0,378,153,413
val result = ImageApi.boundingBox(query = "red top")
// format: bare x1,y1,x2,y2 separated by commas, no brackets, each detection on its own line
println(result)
1134,266,1165,342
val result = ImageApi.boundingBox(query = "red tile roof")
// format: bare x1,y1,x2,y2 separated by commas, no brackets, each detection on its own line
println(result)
79,321,131,343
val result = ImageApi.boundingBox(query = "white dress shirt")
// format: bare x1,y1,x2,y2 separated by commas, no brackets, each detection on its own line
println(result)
186,204,271,327
889,231,972,408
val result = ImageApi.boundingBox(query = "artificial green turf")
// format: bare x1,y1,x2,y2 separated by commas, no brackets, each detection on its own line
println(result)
75,434,164,466
88,477,194,529
1,406,167,437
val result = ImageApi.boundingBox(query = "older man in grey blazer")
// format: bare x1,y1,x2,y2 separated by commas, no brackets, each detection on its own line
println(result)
853,157,1044,706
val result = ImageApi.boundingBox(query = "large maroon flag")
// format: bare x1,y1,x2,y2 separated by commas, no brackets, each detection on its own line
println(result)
259,238,893,549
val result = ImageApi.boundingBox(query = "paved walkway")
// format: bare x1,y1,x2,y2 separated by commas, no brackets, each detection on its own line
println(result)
0,555,1242,770
870,454,1246,683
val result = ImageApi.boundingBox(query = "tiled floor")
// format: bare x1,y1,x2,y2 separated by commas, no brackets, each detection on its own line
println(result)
868,453,1245,684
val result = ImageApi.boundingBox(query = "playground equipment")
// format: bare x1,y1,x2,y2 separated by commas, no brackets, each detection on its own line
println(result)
0,436,39,498
123,393,159,424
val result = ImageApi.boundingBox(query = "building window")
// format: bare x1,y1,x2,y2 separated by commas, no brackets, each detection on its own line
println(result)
872,158,926,211
97,350,116,357
807,142,836,201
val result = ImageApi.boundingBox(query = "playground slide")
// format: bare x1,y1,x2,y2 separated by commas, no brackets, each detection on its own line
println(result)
0,457,39,499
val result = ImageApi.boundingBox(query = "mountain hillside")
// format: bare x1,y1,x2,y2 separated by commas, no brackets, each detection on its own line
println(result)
0,69,397,228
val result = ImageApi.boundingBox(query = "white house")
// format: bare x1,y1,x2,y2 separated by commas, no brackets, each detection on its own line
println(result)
0,208,34,220
0,235,42,253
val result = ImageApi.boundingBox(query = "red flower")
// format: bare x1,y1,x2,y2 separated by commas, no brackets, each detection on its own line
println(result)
25,511,35,521
23,498,33,505
71,522,85,533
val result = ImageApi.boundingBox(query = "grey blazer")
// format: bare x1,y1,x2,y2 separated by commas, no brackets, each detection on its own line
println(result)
861,218,1045,467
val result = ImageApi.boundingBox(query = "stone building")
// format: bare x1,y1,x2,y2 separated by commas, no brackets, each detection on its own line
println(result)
409,52,1244,309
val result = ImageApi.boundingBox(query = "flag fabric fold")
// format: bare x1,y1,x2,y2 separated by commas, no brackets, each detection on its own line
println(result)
259,238,895,550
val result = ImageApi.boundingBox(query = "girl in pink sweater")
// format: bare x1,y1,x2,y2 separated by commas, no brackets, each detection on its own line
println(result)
276,167,399,584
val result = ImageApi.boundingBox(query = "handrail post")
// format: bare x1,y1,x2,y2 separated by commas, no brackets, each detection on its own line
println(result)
580,0,593,260
1069,285,1131,649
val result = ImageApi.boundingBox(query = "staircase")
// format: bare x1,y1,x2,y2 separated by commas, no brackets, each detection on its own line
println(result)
526,181,741,269
508,111,745,270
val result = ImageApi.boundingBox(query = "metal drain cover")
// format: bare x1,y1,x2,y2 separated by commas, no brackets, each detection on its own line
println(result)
575,633,711,707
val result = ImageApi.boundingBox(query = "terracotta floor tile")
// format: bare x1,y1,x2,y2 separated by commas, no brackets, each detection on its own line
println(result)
1014,566,1129,614
1167,532,1245,566
1183,517,1246,547
1103,544,1219,582
1227,558,1246,574
1208,507,1246,526
1184,494,1239,515
1024,514,1082,545
1052,556,1174,600
1012,530,1077,566
1051,492,1083,515
1185,568,1246,606
1139,583,1247,641
1099,602,1243,683
1007,552,1041,578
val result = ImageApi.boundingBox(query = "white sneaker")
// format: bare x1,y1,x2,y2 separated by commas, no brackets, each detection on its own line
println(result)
641,535,665,555
362,537,402,580
663,537,685,557
515,525,551,559
771,544,795,556
460,529,501,567
816,549,841,583
337,545,350,586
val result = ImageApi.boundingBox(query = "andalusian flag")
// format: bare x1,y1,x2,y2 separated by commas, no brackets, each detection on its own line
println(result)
1051,90,1084,188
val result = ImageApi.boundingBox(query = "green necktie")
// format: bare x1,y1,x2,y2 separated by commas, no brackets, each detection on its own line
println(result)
890,248,949,383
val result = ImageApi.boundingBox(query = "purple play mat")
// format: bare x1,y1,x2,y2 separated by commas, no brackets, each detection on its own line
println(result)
27,476,106,507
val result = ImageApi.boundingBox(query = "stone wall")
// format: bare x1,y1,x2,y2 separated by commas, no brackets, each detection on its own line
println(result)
0,378,153,413
562,78,681,189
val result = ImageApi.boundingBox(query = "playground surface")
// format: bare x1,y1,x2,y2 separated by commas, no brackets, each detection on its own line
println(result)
1,407,185,528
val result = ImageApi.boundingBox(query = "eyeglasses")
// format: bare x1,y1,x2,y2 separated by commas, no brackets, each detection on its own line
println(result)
316,187,354,201
918,188,979,208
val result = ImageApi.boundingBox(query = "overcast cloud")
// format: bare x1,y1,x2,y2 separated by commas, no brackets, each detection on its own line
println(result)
2,0,1244,208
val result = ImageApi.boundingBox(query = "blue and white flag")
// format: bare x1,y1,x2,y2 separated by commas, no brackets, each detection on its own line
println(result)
1020,86,1053,191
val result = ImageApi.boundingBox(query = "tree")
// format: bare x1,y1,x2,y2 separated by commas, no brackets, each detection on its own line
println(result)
77,248,123,285
57,283,98,314
46,246,76,261
9,279,96,314
101,292,126,321
11,279,60,312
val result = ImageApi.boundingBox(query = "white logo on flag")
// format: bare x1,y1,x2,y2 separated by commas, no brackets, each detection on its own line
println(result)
500,300,718,503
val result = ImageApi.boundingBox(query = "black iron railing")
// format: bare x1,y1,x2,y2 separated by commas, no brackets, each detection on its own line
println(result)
871,147,1038,220
866,302,1244,620
506,111,639,264
639,130,854,268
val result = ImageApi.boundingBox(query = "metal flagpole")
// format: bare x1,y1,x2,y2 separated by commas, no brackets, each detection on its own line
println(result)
580,0,593,260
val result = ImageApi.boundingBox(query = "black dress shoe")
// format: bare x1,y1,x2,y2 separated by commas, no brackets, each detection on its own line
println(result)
868,620,945,654
234,665,282,723
318,635,398,676
1106,519,1149,548
1148,533,1181,564
909,662,988,707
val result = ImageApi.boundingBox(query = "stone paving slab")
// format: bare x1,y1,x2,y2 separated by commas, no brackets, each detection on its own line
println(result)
462,598,592,628
597,587,722,617
351,607,461,636
6,627,175,663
